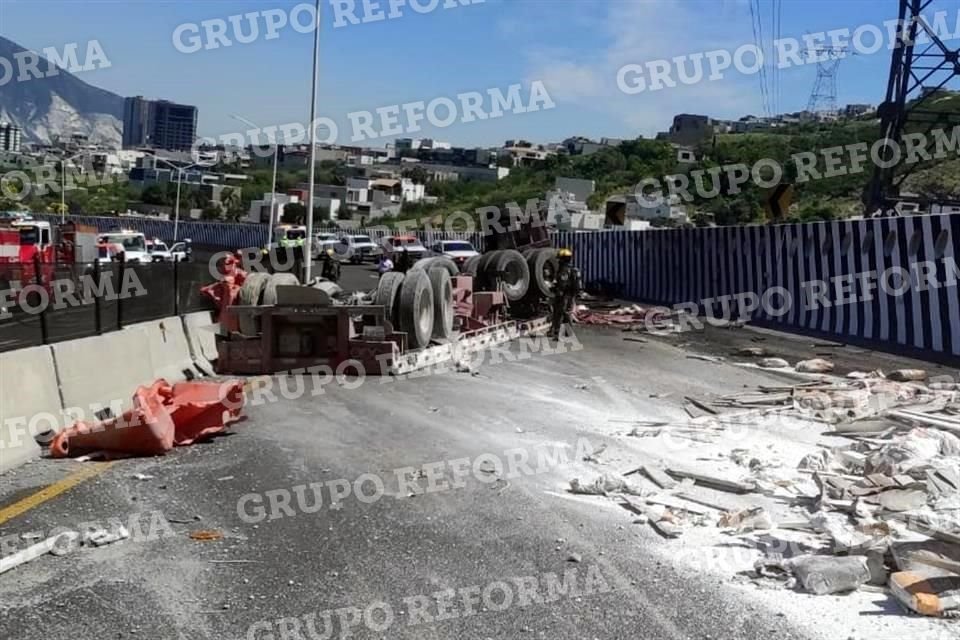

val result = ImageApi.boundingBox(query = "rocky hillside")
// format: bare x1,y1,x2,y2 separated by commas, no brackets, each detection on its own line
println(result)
0,35,123,146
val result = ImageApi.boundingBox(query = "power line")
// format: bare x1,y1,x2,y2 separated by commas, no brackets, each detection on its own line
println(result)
748,0,771,117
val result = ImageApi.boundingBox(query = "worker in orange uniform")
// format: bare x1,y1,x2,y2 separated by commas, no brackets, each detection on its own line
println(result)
549,247,581,339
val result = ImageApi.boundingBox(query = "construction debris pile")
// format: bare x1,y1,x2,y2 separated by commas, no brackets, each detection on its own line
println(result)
572,367,960,619
49,379,245,459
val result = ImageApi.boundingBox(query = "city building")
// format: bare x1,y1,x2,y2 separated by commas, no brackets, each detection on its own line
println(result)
122,96,198,151
666,114,712,146
0,123,22,152
843,103,874,117
246,192,302,225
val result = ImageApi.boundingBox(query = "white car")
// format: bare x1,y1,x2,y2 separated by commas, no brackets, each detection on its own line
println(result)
313,232,338,257
99,231,149,264
334,234,380,264
146,239,173,262
381,235,427,262
430,240,479,268
170,241,191,262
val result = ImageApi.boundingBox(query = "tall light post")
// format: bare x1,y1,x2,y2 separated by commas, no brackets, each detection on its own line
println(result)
59,151,88,222
153,155,216,241
231,114,279,249
304,0,321,282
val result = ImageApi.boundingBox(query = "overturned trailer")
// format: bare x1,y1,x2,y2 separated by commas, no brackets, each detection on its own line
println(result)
214,257,551,377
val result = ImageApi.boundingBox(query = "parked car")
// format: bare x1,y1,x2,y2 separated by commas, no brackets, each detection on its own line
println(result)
429,240,480,267
169,240,192,262
145,238,173,262
334,234,380,264
98,230,149,263
96,242,124,265
381,235,427,262
313,232,338,258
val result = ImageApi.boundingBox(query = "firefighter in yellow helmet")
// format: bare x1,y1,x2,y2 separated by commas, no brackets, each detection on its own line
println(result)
549,247,581,338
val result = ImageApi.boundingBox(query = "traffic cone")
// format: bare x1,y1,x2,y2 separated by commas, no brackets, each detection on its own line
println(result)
50,382,176,458
166,380,245,446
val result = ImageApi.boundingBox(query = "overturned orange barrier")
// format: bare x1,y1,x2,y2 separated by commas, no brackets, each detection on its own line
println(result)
50,383,176,458
50,378,245,458
164,380,245,446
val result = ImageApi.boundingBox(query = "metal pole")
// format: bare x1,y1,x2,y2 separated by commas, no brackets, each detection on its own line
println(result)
269,144,278,249
174,168,182,242
60,160,66,223
304,0,321,282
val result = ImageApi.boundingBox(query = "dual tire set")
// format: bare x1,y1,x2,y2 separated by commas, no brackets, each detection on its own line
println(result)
462,248,558,302
375,257,457,349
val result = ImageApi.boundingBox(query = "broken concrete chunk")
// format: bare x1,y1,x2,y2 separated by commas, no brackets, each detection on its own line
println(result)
875,489,928,512
735,347,769,357
887,369,928,382
788,555,872,595
758,357,790,369
796,358,834,373
569,474,641,496
718,507,774,532
889,571,960,616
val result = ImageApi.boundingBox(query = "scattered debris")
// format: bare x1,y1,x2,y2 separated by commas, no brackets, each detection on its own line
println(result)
718,507,774,532
889,571,960,616
735,346,769,357
789,555,872,595
583,444,607,463
758,357,790,369
888,369,928,382
189,530,224,542
569,474,641,496
0,532,80,575
131,473,154,481
795,358,835,373
84,525,130,547
665,467,757,494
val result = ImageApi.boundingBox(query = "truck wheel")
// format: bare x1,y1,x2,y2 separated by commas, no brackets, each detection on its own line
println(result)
262,273,300,306
239,272,270,306
485,249,530,301
398,269,434,350
375,272,404,327
428,267,454,340
526,248,559,299
412,256,458,277
472,251,499,289
462,255,482,276
238,272,270,336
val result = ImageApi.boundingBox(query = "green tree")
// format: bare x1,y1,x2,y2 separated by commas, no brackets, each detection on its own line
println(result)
221,187,245,221
141,184,168,205
200,203,222,220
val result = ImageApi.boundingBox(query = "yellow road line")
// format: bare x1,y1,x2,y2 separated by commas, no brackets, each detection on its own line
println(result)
0,461,116,526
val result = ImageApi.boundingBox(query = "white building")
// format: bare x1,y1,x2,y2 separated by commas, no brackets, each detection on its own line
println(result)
247,192,301,225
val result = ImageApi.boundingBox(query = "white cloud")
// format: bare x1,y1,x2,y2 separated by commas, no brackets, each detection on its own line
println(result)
523,0,766,137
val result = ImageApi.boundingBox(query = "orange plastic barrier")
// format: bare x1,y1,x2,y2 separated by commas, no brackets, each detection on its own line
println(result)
50,378,245,458
165,380,244,445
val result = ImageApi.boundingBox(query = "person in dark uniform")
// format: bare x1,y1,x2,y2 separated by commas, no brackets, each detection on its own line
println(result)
394,247,412,273
549,247,581,338
320,248,341,282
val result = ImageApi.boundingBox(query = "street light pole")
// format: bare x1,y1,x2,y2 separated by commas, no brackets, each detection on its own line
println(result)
174,168,183,242
231,114,279,249
304,0,322,282
60,159,66,223
268,144,278,248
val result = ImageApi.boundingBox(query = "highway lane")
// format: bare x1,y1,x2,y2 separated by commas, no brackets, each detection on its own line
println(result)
4,323,951,640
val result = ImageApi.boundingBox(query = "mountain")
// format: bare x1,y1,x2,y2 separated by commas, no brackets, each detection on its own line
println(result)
0,35,124,146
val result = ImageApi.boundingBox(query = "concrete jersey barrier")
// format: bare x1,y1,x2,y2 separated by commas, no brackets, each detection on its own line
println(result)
182,311,220,374
0,346,62,474
125,317,198,383
53,326,155,422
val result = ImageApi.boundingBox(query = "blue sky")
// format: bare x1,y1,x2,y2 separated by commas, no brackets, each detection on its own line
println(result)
3,0,960,147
